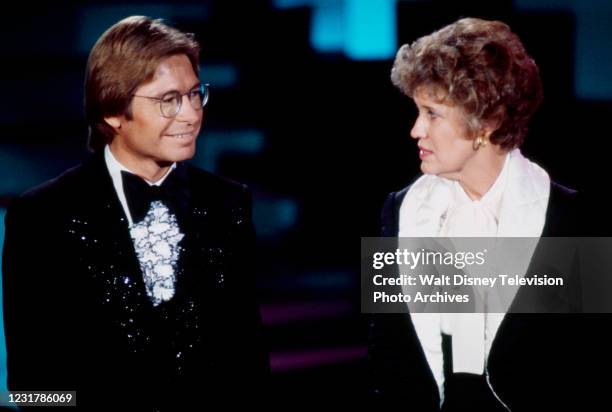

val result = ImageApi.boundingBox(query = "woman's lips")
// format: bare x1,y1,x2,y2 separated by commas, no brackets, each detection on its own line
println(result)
419,147,433,159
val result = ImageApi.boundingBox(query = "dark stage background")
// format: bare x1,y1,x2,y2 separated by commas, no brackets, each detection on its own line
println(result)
0,0,611,405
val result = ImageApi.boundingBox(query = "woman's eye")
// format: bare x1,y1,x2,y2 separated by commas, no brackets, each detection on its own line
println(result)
427,110,437,118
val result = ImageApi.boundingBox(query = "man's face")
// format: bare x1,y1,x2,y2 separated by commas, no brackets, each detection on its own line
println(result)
106,54,203,176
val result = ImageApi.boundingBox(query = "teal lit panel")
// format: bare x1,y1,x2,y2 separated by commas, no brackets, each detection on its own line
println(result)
253,197,298,237
191,130,265,173
311,2,345,52
574,10,612,99
202,63,239,88
345,0,396,60
273,0,313,7
0,145,62,196
274,0,398,60
515,0,612,99
77,4,209,53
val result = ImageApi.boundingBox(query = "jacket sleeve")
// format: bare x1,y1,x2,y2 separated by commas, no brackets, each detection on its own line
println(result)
221,185,270,400
380,191,397,237
2,195,76,391
367,189,440,410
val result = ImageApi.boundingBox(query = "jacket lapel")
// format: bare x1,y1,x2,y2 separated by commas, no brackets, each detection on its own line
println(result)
64,151,160,353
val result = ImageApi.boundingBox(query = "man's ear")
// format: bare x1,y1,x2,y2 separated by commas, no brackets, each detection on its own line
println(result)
104,116,122,130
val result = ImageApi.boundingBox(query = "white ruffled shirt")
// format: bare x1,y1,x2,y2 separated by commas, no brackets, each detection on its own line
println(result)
398,149,551,405
104,146,184,306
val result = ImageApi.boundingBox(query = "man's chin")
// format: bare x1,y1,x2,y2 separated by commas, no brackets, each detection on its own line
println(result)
157,150,195,164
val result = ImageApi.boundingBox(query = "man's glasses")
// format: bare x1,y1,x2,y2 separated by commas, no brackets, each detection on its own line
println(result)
133,83,209,118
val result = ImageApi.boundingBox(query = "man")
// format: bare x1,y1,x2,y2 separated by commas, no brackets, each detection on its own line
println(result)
2,16,269,410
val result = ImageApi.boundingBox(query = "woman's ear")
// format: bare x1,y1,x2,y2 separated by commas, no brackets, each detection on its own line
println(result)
479,117,501,140
480,108,504,140
481,125,495,140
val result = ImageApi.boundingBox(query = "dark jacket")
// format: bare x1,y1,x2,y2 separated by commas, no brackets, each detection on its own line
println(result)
2,150,269,410
369,181,609,411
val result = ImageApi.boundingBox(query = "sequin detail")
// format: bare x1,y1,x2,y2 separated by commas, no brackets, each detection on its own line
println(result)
130,201,184,306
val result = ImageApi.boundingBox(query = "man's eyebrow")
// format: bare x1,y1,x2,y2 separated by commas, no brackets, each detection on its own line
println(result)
158,82,202,96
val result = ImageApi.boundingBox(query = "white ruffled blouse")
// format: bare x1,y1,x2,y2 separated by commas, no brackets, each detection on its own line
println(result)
398,148,551,405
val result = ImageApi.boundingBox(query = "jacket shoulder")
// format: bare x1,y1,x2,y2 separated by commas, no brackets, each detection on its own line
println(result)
550,180,577,199
542,180,581,236
380,178,419,237
184,164,251,211
186,164,248,194
547,180,608,236
8,162,88,214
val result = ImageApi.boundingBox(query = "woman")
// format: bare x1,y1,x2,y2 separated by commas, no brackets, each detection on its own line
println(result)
368,18,597,411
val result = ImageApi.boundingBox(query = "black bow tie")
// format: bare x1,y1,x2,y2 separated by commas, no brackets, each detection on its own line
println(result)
121,167,189,224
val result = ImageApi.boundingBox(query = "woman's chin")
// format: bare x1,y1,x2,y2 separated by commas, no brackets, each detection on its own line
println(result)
421,162,457,179
420,162,437,175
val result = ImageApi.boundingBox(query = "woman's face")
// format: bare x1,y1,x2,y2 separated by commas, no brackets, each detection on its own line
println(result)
411,88,478,179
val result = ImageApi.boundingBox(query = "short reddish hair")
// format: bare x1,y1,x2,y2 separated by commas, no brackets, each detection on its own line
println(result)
391,17,543,149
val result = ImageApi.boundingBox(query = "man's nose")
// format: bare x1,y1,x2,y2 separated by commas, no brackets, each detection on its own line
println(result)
176,95,201,123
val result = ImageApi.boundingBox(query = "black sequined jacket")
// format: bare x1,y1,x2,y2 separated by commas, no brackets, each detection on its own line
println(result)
2,150,270,410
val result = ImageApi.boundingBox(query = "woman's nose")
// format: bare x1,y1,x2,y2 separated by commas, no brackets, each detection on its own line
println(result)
410,114,426,140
